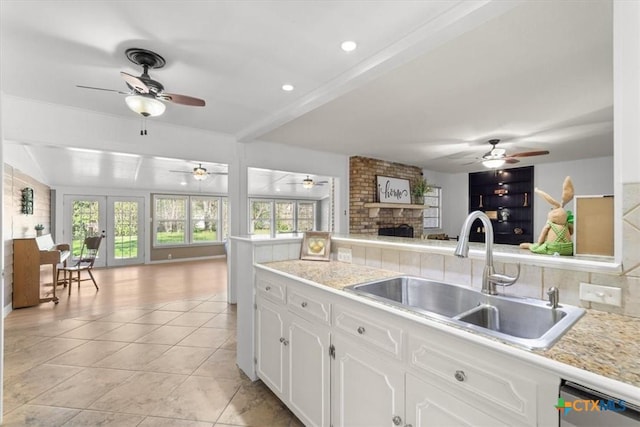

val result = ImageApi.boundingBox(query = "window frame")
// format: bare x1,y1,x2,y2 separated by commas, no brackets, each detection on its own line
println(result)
249,198,317,237
153,194,228,247
423,186,442,230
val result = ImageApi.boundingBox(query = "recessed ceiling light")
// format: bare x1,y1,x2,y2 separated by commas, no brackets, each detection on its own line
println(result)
282,84,294,92
180,181,187,186
341,40,357,52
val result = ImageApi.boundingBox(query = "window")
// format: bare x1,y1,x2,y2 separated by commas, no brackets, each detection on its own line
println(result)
153,195,228,246
423,187,442,229
249,199,317,236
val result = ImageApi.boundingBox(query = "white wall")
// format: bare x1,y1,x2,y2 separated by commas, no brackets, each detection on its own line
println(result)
422,169,467,238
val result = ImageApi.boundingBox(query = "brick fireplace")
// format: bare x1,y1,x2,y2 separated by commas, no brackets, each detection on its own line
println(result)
349,156,423,237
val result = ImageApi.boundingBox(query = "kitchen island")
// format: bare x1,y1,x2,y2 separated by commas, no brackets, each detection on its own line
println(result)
229,234,639,427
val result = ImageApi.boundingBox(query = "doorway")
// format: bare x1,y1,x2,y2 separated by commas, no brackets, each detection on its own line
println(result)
64,195,145,267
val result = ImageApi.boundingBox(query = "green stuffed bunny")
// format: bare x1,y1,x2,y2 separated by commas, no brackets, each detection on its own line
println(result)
520,176,574,256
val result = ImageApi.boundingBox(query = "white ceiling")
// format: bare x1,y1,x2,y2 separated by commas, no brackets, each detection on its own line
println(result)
0,0,613,189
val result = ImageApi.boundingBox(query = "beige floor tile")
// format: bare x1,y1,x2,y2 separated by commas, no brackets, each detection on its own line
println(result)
160,300,204,312
3,334,48,354
63,409,145,426
31,367,135,409
2,404,80,426
59,321,124,339
4,338,86,378
3,364,83,413
11,319,89,337
135,325,198,345
207,293,228,302
220,334,237,351
149,376,242,422
94,322,161,342
217,381,299,427
202,313,236,329
143,346,215,375
89,371,187,415
93,342,171,370
168,311,217,327
193,349,243,381
139,416,214,426
47,340,129,367
178,327,233,348
95,308,153,322
130,310,184,325
189,301,229,313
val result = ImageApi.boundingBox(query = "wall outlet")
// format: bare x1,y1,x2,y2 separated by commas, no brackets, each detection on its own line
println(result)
337,248,352,263
579,282,622,306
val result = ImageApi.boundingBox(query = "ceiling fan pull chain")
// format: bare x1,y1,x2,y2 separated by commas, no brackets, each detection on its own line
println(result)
140,117,148,136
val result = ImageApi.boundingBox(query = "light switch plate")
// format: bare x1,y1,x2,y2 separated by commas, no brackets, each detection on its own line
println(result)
579,282,622,306
337,248,352,263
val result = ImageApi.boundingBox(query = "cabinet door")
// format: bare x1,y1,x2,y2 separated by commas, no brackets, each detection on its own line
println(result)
331,333,404,427
288,315,331,427
406,373,509,427
255,296,287,398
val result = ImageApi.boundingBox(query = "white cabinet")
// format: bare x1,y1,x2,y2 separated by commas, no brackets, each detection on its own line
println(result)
406,373,509,427
254,268,560,427
255,273,331,427
331,332,405,427
255,296,286,397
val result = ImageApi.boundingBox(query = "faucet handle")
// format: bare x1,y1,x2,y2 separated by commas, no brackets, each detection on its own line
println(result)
547,287,560,308
488,263,520,287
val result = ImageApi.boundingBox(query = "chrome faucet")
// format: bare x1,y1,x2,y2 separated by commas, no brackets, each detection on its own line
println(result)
547,287,560,308
455,211,520,295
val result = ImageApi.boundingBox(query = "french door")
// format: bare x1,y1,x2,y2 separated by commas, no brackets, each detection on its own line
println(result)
64,195,145,267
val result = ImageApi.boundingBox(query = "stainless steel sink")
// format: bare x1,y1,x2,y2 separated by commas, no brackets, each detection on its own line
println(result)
344,276,585,349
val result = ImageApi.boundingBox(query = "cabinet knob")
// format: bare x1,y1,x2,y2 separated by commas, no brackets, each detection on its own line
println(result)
357,326,366,335
265,286,271,291
282,339,289,346
301,301,308,308
454,370,466,382
392,415,402,426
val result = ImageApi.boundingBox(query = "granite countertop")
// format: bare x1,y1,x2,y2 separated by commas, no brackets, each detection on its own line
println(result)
260,259,640,390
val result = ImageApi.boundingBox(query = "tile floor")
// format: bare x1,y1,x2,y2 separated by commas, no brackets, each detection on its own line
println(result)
3,260,302,426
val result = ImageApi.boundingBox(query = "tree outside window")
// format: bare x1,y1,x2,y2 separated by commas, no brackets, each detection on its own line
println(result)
155,196,187,245
297,202,315,231
192,197,218,242
251,200,272,235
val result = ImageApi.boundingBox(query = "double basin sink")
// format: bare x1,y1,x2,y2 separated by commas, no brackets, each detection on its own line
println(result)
344,276,585,350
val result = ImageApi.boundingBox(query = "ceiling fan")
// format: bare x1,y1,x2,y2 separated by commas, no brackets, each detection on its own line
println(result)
287,176,329,189
77,48,205,117
170,164,227,181
477,139,549,168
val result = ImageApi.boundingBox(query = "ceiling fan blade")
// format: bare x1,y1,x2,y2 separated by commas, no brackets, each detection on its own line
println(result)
169,170,192,174
505,158,520,164
159,92,206,107
120,72,149,93
76,85,128,94
509,150,550,158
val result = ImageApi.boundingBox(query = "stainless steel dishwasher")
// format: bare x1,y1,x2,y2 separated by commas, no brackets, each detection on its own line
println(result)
559,381,640,426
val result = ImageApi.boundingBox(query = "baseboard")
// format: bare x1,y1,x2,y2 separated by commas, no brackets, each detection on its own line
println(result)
3,303,12,318
149,255,226,264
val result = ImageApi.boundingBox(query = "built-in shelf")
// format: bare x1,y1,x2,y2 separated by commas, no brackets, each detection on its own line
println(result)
363,202,426,218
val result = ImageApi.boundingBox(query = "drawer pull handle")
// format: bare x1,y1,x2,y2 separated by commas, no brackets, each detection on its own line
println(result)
357,326,366,335
454,370,466,382
265,286,271,291
279,337,285,343
301,302,308,308
279,337,289,346
392,415,402,426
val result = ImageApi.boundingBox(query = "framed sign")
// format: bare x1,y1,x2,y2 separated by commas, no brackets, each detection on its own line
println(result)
300,231,331,261
376,176,411,204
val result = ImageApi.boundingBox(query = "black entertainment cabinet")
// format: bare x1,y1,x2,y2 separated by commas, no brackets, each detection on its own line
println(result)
468,166,534,245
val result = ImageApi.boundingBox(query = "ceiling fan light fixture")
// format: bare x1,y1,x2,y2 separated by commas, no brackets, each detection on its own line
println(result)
482,158,506,168
125,94,166,117
192,165,208,181
302,176,314,189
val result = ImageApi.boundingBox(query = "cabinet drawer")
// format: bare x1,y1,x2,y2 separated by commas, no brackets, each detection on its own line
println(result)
408,334,537,425
287,288,331,325
256,278,285,303
334,305,403,359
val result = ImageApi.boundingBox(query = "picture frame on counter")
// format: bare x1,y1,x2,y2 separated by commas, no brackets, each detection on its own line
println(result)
376,175,411,204
300,231,331,261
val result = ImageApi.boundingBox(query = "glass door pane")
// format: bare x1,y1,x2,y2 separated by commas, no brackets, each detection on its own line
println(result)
108,197,144,266
64,196,106,268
